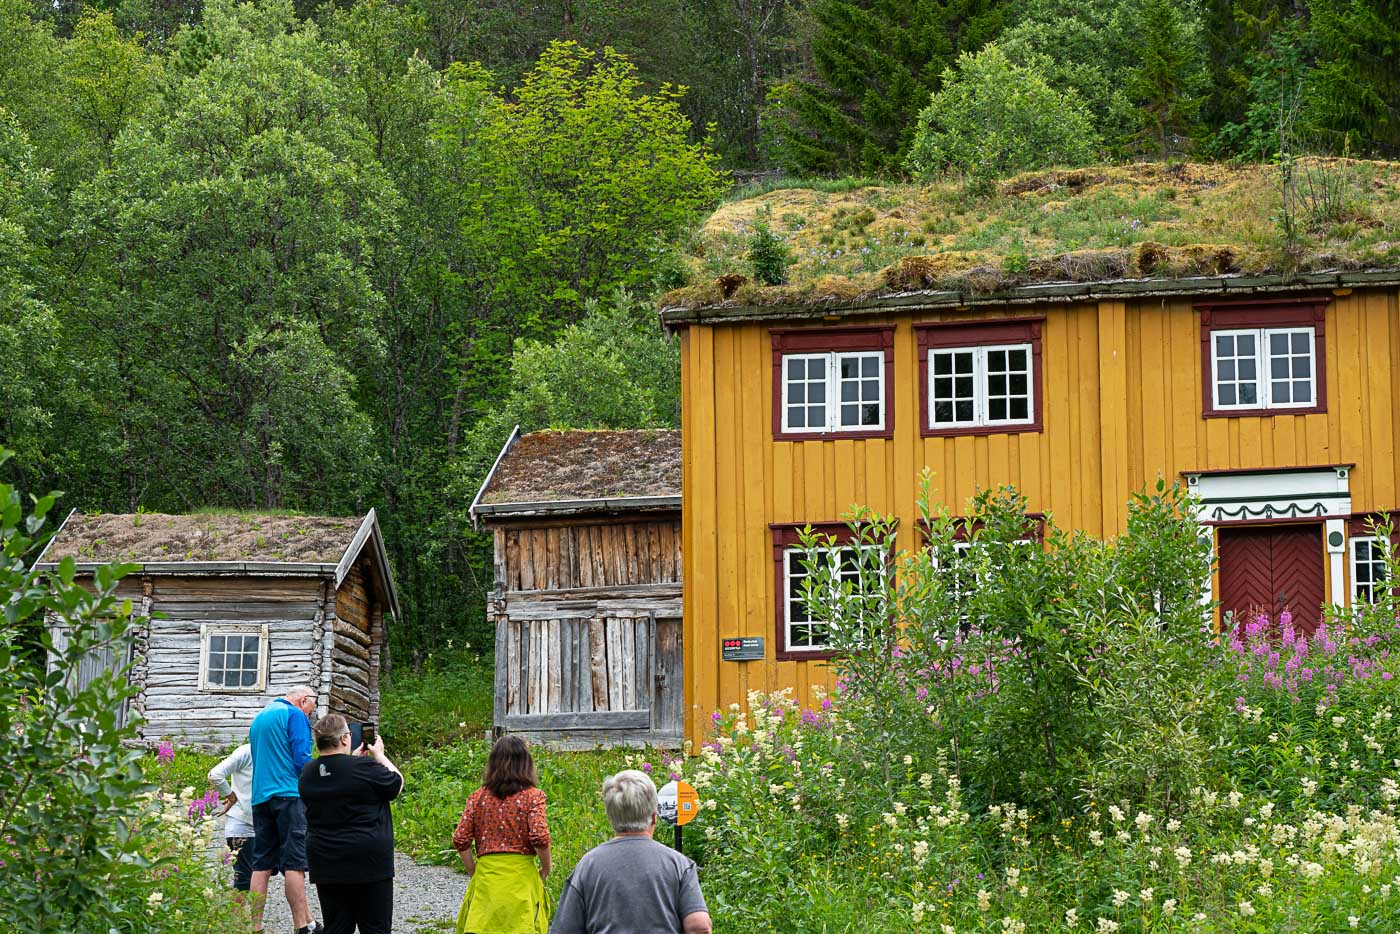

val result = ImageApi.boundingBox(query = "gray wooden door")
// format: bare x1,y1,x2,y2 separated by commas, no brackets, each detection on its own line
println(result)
651,616,684,742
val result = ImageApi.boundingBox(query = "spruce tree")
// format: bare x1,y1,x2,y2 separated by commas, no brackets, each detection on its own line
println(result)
1127,0,1210,157
764,0,1003,176
1305,0,1400,153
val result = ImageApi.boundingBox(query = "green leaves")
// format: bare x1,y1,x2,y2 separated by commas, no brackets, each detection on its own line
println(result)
907,44,1099,180
0,459,155,932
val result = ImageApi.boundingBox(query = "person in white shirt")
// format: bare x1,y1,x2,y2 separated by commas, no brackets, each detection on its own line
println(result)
208,744,257,896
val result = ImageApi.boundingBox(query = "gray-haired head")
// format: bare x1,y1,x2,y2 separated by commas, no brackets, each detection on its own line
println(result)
286,685,315,703
602,769,658,833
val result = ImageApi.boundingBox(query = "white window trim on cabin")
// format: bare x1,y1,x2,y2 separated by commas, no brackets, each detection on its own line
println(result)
782,544,881,653
927,342,1035,429
1351,536,1389,605
1209,326,1317,411
198,623,270,693
780,351,886,434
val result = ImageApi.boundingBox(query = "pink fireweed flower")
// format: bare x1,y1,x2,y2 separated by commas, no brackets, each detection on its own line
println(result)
156,741,175,765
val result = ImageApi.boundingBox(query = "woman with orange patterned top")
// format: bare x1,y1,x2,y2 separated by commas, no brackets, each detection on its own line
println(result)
452,735,552,934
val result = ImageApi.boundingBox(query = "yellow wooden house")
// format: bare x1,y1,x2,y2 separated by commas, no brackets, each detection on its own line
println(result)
661,164,1400,746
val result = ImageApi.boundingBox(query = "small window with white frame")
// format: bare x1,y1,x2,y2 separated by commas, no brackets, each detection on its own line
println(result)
200,624,269,692
782,544,885,652
1352,537,1389,604
781,351,885,433
1210,327,1316,411
929,344,1034,428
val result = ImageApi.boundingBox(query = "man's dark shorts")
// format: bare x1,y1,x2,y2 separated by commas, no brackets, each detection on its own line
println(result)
227,836,256,891
251,797,309,874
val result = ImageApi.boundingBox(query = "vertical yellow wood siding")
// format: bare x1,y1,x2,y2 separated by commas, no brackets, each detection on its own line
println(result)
680,288,1400,743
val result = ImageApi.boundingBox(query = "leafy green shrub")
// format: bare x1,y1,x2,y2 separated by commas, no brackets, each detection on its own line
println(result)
688,624,1400,930
799,477,1214,817
906,45,1099,181
0,451,238,932
747,219,791,285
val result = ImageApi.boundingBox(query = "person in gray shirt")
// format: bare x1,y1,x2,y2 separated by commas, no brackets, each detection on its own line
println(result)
550,770,712,934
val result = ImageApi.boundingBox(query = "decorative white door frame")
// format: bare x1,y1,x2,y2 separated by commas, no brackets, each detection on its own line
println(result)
1183,465,1353,607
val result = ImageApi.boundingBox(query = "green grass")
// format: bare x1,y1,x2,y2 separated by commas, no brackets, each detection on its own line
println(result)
666,159,1400,309
146,747,224,794
380,649,495,750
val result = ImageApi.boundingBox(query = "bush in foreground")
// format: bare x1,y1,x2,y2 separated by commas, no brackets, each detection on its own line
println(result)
0,452,236,932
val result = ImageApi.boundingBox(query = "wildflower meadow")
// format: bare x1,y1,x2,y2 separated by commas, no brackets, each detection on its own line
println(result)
668,481,1400,931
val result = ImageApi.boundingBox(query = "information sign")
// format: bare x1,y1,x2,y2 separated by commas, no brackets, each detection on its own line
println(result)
721,636,764,661
657,779,700,826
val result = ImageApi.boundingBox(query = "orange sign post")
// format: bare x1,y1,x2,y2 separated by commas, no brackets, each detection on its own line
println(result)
657,779,701,853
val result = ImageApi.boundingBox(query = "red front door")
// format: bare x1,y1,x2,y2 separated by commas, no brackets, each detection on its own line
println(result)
1218,524,1326,634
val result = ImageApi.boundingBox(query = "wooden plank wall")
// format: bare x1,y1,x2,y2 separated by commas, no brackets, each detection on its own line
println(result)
492,517,684,743
138,576,325,747
503,616,652,717
681,286,1400,744
501,520,682,592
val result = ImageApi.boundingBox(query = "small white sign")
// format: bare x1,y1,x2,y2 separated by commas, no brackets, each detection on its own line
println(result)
657,779,699,826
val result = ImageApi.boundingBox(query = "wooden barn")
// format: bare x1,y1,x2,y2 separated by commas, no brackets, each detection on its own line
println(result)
36,510,399,746
471,428,683,748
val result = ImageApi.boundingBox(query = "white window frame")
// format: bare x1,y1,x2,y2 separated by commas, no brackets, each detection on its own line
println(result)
927,343,1035,429
782,544,881,652
780,351,885,434
1351,536,1389,604
1210,326,1317,411
935,538,1036,628
199,624,270,693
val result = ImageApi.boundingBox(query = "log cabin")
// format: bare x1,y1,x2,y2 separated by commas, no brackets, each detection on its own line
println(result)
660,162,1400,746
472,428,683,748
36,509,398,747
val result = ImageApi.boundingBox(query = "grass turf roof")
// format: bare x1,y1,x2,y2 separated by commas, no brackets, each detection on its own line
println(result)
42,512,365,564
661,160,1400,315
480,429,681,506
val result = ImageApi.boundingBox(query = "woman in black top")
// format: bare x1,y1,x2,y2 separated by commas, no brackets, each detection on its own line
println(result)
300,713,404,934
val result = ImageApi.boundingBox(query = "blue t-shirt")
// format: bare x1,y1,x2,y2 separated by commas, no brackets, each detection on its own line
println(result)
249,698,313,806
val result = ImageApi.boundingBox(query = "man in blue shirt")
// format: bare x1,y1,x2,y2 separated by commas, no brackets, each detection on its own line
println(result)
248,685,321,934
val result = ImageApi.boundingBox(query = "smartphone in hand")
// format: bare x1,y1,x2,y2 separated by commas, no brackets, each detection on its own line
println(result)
362,722,377,747
348,721,364,751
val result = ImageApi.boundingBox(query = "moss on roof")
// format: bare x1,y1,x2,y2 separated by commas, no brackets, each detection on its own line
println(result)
43,512,365,564
662,160,1400,312
482,430,681,505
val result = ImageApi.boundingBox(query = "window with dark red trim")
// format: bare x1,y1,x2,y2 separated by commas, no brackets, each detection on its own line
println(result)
770,523,887,660
1349,513,1399,604
771,326,895,441
1196,298,1328,417
916,318,1044,437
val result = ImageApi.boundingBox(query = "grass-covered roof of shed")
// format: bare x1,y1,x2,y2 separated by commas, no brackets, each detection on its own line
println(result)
661,160,1400,316
481,429,681,505
42,512,366,564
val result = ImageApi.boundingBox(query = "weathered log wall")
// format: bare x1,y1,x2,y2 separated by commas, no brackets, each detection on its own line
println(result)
136,576,325,747
330,559,377,722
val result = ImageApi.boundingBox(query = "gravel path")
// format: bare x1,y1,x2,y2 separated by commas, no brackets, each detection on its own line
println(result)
216,846,465,934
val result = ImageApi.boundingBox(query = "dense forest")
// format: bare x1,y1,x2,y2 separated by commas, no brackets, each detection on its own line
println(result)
3,0,1397,661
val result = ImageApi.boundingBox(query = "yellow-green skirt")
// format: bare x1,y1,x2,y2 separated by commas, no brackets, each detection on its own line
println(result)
455,854,549,934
